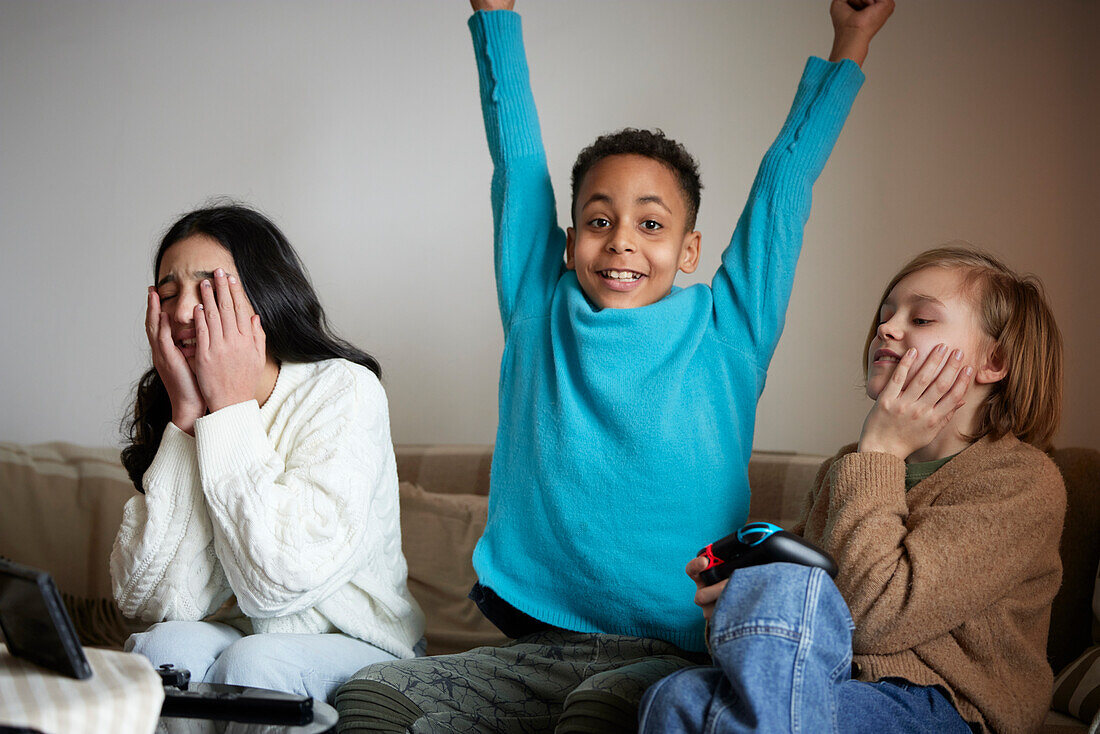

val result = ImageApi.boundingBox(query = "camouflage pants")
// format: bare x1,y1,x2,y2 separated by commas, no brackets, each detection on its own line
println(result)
334,630,708,733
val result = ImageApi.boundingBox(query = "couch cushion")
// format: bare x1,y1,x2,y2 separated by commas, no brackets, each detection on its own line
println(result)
1049,558,1100,729
1042,709,1089,732
0,442,131,599
1052,641,1100,728
398,481,508,656
395,445,493,497
746,450,827,528
1049,448,1100,673
0,442,142,647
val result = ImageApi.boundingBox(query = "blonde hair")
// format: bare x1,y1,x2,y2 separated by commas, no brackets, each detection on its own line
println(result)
863,244,1063,451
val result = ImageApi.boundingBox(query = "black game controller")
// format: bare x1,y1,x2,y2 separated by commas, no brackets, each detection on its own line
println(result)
697,522,838,586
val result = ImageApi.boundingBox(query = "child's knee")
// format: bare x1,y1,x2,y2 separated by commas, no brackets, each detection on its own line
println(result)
124,622,168,658
125,620,237,677
206,634,284,687
714,562,850,634
343,655,452,695
337,655,494,726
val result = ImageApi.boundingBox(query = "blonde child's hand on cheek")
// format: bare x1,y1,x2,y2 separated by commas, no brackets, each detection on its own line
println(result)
858,344,973,461
687,556,728,621
191,269,267,413
146,287,206,435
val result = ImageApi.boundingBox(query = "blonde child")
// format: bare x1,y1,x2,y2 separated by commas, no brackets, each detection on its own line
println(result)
642,246,1065,733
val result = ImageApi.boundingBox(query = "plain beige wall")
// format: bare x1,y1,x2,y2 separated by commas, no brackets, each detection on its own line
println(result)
1,1,1096,455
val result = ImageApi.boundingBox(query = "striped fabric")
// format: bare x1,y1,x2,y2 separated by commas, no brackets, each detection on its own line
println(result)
1053,646,1100,727
0,643,163,734
1051,560,1100,728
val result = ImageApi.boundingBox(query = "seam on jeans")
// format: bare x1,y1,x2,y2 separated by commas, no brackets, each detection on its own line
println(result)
699,673,734,734
636,669,683,731
828,650,850,733
711,622,801,646
707,695,735,734
828,653,850,683
791,569,823,734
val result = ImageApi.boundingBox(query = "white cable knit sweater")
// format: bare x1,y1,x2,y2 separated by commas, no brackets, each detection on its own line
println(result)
110,359,425,659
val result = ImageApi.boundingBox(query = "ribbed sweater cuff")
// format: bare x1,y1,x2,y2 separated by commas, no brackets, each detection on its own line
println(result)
194,399,273,485
144,422,199,493
827,451,906,514
469,9,545,161
757,56,865,213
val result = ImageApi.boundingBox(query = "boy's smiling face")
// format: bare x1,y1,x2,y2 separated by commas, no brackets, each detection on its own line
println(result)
567,154,701,310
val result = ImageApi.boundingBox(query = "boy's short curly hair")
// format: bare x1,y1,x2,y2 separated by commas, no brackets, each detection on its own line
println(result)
570,128,702,231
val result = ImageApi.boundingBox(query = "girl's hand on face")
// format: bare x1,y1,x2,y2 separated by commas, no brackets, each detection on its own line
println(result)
857,344,974,461
146,287,205,435
191,269,267,413
687,556,728,622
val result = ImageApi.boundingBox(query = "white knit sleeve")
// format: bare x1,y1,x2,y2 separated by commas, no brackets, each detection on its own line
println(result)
110,423,232,622
193,363,390,619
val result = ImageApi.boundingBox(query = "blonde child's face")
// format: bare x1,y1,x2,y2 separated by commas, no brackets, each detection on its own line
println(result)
566,154,700,310
866,266,992,401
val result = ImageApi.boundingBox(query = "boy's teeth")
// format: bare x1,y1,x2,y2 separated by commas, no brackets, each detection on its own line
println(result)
603,270,641,281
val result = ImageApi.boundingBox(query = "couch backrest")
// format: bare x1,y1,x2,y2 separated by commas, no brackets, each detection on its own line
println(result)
2,441,1096,664
395,445,493,497
394,444,1100,666
0,442,133,600
393,445,827,527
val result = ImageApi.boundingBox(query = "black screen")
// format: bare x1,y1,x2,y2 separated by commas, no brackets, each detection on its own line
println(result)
0,559,92,679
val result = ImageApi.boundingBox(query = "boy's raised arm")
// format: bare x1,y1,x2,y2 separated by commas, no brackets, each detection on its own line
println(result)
468,0,566,333
711,0,892,368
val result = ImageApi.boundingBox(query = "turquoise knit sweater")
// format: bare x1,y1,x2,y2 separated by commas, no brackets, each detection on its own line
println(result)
468,10,864,652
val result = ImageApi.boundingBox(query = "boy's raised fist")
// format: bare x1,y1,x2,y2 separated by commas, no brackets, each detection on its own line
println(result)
828,0,894,67
470,0,515,11
830,0,895,40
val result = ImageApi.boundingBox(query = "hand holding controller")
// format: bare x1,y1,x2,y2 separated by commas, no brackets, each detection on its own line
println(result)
697,522,838,586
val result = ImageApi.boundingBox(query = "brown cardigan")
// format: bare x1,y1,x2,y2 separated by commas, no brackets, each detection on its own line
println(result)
795,434,1065,734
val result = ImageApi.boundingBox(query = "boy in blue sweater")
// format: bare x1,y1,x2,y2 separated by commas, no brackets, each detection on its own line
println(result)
337,2,893,731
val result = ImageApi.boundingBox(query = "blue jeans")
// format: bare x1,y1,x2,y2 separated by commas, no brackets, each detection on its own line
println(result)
638,564,974,734
126,621,404,703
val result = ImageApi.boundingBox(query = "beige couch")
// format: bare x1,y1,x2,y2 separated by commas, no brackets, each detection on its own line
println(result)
1,441,1097,731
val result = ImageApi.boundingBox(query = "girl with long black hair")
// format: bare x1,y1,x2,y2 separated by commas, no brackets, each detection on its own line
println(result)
111,204,424,702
